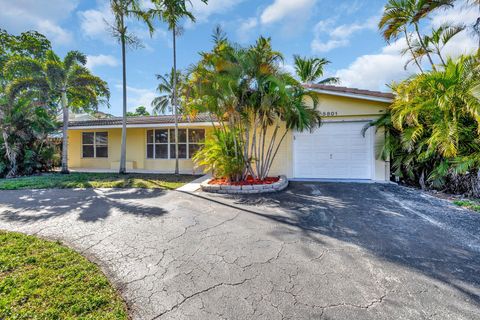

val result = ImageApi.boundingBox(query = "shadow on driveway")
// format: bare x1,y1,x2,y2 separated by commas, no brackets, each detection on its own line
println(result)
0,188,168,223
191,182,480,305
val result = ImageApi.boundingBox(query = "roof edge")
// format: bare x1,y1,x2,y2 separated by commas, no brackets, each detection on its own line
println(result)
303,84,394,102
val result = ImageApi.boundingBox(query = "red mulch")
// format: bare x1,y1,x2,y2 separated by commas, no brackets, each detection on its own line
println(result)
209,176,280,186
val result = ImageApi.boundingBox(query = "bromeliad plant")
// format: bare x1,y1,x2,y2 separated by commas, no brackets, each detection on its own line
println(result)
187,31,321,182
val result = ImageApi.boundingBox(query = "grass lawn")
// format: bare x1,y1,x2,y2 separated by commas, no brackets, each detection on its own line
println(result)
0,172,198,190
0,231,127,319
453,199,480,213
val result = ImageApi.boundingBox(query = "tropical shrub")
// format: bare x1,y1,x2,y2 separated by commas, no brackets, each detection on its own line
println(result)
186,30,322,182
193,130,245,182
6,50,110,174
370,55,480,195
0,98,58,178
0,29,58,178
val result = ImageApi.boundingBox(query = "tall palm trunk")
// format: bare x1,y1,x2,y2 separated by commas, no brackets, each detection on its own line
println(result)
61,89,70,174
414,23,436,70
172,26,179,175
476,5,480,53
404,29,424,73
119,18,127,174
2,130,17,178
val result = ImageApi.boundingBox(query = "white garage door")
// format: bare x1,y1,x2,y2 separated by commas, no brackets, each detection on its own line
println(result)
293,121,373,179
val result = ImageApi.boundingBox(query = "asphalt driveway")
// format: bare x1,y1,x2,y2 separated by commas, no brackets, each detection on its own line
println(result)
0,182,479,319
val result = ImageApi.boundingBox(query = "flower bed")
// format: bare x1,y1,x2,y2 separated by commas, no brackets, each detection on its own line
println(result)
201,175,288,194
208,176,280,186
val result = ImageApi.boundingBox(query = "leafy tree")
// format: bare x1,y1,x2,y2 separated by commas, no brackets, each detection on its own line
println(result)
187,32,322,181
108,0,153,174
151,69,183,115
6,50,110,174
403,24,465,68
293,55,338,84
379,0,454,71
467,0,480,51
148,0,208,174
0,30,54,177
368,55,480,193
126,105,150,116
0,98,58,177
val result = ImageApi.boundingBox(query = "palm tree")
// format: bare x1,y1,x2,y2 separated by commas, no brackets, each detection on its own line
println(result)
369,55,480,189
187,34,322,181
379,0,454,71
379,0,424,72
148,0,207,175
6,50,110,174
109,0,153,174
293,55,339,84
427,24,465,66
151,69,182,115
402,24,465,69
467,0,480,51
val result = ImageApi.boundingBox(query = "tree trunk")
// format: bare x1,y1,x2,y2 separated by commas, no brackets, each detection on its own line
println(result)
172,27,179,175
119,23,127,175
414,24,436,70
61,89,70,174
404,29,423,73
436,45,446,67
419,170,426,190
2,130,17,178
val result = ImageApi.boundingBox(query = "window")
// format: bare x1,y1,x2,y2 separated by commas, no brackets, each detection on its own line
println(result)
146,128,204,159
82,132,108,158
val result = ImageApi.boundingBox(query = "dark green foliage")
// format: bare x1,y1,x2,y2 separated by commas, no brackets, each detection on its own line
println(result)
126,105,150,116
0,30,59,178
193,130,246,182
0,98,58,178
369,55,480,196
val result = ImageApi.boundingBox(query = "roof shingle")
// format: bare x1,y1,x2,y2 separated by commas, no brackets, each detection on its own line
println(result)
303,84,394,100
69,114,213,127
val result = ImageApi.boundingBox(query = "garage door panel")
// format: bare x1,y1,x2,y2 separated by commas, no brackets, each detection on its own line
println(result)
294,122,372,180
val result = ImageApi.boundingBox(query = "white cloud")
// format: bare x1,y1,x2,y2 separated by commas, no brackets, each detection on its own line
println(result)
78,2,114,43
86,54,119,70
0,0,77,45
260,0,317,25
237,17,258,42
430,4,478,58
116,85,157,111
311,15,378,53
333,5,478,91
36,20,73,45
78,2,168,48
335,44,412,91
189,0,244,23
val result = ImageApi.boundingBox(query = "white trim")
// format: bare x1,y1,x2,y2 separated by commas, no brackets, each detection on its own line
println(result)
308,88,393,103
69,122,217,130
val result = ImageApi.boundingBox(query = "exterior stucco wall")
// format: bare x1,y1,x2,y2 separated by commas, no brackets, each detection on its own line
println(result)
67,93,391,181
268,93,391,181
67,126,212,174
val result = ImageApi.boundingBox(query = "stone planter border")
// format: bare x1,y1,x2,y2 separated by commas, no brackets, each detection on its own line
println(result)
201,175,288,194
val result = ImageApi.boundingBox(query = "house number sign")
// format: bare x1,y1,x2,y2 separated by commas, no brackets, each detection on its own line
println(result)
320,111,338,116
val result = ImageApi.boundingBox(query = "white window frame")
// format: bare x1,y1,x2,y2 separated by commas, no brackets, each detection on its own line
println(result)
82,132,108,158
146,128,205,160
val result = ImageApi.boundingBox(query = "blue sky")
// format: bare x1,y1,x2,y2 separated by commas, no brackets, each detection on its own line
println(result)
0,0,476,116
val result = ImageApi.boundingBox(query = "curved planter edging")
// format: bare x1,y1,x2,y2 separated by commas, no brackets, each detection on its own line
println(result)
201,175,288,194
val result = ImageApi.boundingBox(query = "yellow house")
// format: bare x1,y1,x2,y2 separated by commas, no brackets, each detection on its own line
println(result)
67,85,393,181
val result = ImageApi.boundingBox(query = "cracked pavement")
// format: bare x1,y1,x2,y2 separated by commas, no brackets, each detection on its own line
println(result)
0,182,479,319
